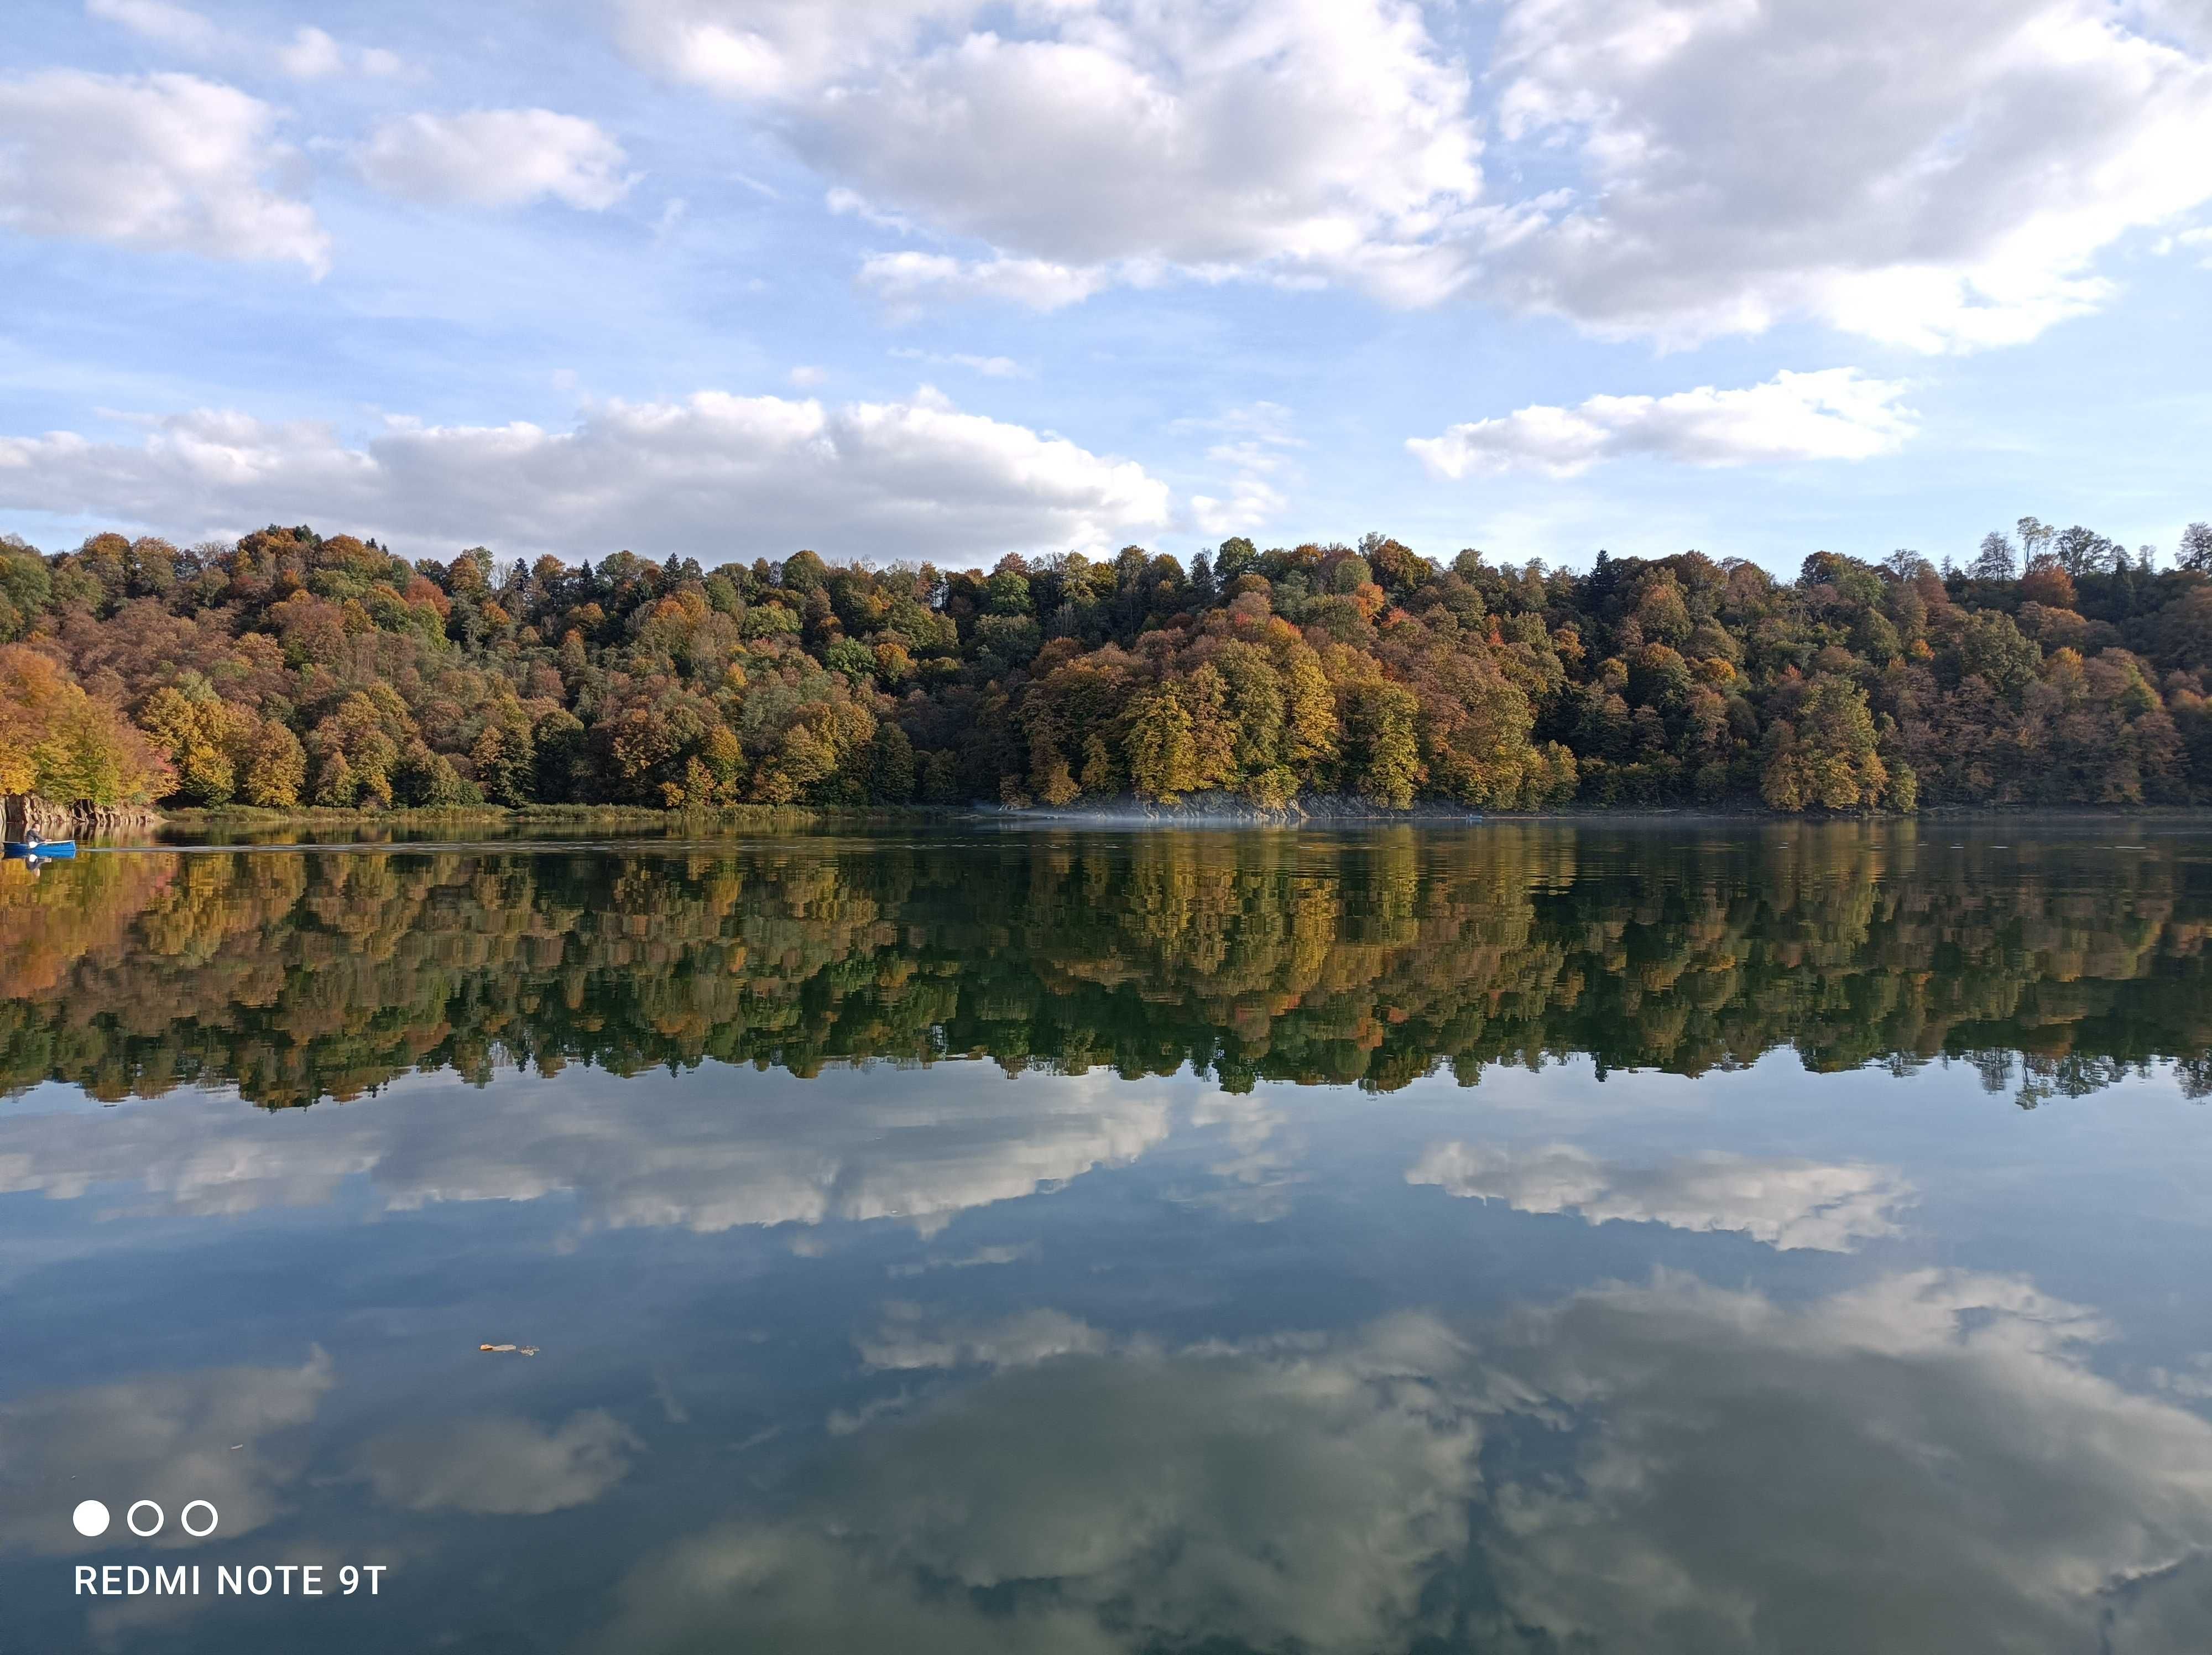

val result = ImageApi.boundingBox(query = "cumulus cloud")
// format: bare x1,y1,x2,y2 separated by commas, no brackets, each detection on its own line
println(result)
616,0,961,97
0,1065,1176,1235
84,0,220,52
615,0,2212,345
1484,0,2212,350
278,25,404,80
1406,368,1916,480
0,1349,332,1555
622,0,1485,306
0,70,327,273
0,389,1171,560
360,110,635,210
85,1,403,78
1407,1141,1913,1251
357,1411,640,1516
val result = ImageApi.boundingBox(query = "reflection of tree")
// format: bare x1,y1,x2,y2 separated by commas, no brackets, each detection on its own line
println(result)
4,826,2208,1107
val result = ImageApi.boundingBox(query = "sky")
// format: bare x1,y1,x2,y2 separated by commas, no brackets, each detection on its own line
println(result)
2,0,2210,576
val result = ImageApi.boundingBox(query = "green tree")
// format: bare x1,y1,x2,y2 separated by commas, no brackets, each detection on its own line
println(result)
1762,676,1889,810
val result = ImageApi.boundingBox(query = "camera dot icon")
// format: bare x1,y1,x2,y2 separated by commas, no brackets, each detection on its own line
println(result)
72,1501,111,1538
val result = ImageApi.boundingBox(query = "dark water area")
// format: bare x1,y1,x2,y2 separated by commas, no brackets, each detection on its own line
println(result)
4,823,2212,1652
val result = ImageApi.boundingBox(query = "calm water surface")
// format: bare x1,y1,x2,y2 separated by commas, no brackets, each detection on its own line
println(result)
4,823,2211,1652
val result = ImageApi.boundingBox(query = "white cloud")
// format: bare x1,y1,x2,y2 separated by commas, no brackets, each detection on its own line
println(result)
358,1411,640,1516
1408,1140,1913,1250
85,0,219,52
617,0,2212,345
0,71,327,274
278,25,404,80
277,25,344,77
1484,0,2212,350
360,110,635,211
1188,475,1287,539
86,3,405,82
787,364,828,387
859,251,1113,314
0,389,1171,560
622,0,1485,306
616,0,963,98
1181,402,1302,537
1407,368,1916,480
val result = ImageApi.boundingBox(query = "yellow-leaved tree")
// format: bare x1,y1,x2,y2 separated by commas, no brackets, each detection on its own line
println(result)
0,644,173,807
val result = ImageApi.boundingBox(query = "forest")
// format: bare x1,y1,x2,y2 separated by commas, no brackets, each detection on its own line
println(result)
6,516,2212,815
2,828,2203,1107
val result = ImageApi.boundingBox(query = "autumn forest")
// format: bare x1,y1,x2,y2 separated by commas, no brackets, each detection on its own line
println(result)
6,516,2212,818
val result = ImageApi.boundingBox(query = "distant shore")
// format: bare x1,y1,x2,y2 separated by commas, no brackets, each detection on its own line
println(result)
93,794,2212,843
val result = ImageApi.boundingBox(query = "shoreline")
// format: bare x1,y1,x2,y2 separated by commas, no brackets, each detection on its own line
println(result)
72,797,2212,847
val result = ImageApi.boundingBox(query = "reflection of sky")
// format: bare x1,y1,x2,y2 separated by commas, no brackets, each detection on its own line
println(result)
4,1050,2212,1652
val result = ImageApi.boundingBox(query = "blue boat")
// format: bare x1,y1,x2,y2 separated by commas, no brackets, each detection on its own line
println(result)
3,839,76,860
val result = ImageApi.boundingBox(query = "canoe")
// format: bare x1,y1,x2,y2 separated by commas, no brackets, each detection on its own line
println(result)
3,840,76,860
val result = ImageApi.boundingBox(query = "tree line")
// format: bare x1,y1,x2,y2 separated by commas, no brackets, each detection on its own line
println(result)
3,829,2204,1107
5,515,2212,815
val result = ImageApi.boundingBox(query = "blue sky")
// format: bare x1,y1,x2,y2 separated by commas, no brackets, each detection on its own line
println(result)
3,0,2211,574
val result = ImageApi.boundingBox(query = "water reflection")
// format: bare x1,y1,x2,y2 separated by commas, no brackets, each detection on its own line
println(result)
1407,1141,1913,1250
0,1351,332,1558
600,1314,1483,1655
5,823,2210,1108
0,1065,1176,1230
3,826,2211,1653
596,1272,2212,1655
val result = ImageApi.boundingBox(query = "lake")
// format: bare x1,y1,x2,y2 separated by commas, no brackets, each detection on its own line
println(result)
5,821,2212,1652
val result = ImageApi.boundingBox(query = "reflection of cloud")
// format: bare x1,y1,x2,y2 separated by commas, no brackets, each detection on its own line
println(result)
1408,1141,1912,1251
592,1315,1480,1655
857,1306,1109,1372
357,1411,639,1516
1474,1269,2212,1652
597,1268,2212,1652
597,1522,1121,1655
2152,1354,2212,1402
0,1350,331,1554
1168,1090,1305,1222
885,1242,1036,1278
0,1066,1174,1236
